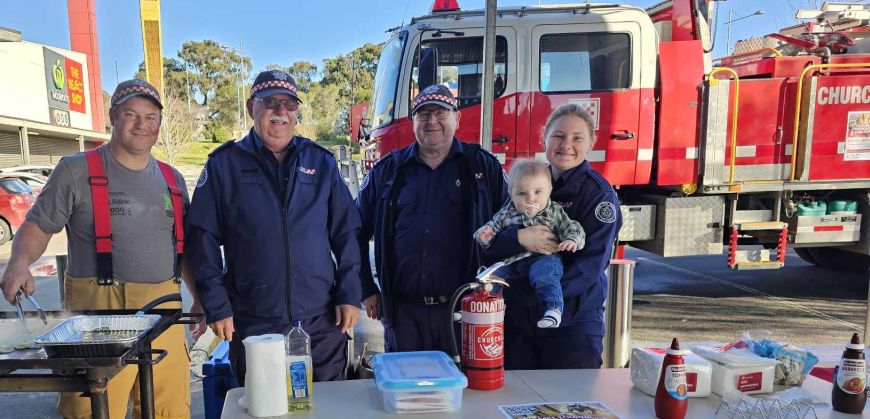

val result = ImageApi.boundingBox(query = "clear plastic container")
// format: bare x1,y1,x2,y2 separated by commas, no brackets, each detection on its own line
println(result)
372,351,467,414
285,321,313,411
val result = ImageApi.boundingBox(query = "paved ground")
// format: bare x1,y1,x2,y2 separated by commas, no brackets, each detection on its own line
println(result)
630,247,869,348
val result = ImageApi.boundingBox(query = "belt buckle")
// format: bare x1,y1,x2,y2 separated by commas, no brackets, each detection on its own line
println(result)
423,296,437,305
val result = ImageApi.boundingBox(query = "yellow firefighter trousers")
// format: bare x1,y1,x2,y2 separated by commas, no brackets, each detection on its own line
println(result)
57,275,191,419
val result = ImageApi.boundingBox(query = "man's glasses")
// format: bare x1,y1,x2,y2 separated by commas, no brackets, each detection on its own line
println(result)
413,108,452,122
255,97,299,110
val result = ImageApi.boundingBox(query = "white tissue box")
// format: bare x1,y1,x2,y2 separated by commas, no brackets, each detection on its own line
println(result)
693,346,778,396
630,347,713,398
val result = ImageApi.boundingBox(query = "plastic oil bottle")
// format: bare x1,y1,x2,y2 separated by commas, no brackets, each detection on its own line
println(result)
286,321,314,411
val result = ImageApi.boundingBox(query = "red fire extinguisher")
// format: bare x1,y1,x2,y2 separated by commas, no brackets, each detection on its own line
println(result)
449,262,508,390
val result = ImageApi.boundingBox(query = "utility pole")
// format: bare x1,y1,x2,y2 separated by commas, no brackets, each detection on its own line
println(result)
185,61,191,111
350,56,356,150
222,44,243,136
725,9,764,55
479,0,497,152
240,40,247,132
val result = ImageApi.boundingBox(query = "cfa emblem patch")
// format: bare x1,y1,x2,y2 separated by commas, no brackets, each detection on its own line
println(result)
272,70,288,81
195,166,208,188
595,201,617,223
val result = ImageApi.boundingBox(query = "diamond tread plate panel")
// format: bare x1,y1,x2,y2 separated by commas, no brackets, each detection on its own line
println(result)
634,196,726,257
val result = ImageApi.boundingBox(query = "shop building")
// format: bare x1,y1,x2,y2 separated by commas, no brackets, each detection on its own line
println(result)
0,26,108,168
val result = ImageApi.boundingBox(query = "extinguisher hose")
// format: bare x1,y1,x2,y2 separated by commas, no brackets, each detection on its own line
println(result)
447,282,477,366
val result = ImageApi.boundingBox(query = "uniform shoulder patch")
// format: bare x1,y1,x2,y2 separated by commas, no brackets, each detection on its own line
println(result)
195,165,208,188
594,201,617,223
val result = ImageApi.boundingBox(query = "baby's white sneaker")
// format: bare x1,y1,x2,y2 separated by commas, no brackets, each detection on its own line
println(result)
537,309,562,328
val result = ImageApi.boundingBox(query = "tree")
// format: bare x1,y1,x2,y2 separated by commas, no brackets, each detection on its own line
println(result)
321,43,383,104
297,83,343,142
154,87,199,165
265,61,319,93
177,40,252,124
134,57,189,103
317,43,384,140
210,81,250,138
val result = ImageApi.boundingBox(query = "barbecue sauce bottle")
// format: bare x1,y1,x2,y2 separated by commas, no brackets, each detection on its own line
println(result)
832,333,867,414
654,338,688,419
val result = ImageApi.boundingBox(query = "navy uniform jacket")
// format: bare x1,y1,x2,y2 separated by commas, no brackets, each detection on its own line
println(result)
356,139,509,303
187,129,362,334
487,161,621,336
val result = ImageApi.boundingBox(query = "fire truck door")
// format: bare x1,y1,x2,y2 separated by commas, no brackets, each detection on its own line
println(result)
410,27,518,163
529,22,649,186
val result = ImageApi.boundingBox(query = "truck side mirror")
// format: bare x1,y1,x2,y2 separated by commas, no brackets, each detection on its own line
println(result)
357,118,370,142
418,47,439,90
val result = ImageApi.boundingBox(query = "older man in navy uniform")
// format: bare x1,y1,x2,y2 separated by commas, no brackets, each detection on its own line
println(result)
356,85,508,353
187,70,362,382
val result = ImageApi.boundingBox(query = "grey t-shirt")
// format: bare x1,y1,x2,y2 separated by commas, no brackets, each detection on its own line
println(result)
27,147,189,283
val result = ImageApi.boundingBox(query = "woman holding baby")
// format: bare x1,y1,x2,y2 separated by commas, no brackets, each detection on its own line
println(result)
486,103,622,369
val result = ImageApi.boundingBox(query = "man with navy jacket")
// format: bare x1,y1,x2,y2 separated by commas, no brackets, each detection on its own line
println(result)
186,70,362,383
356,85,509,354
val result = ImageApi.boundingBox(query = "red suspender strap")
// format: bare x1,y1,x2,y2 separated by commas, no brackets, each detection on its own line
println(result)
157,160,184,282
84,147,114,285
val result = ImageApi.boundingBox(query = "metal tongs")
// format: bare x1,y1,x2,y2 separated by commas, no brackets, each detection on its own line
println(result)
15,289,47,325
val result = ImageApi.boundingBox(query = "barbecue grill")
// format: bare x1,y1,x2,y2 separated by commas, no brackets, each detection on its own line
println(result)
0,293,201,419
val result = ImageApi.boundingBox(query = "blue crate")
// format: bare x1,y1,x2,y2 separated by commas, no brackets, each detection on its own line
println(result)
202,340,239,419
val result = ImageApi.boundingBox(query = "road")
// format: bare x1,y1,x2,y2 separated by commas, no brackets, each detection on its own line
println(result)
0,237,868,417
628,246,869,347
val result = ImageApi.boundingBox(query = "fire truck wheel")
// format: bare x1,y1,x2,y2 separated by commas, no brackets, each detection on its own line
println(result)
0,219,10,246
805,247,870,273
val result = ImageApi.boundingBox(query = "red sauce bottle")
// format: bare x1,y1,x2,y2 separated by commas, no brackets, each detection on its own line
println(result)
832,333,867,414
654,338,688,419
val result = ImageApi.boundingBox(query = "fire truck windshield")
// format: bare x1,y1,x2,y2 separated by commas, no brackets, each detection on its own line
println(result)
370,32,407,129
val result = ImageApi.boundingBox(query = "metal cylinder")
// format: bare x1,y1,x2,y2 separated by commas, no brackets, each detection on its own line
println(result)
603,259,636,368
55,252,68,305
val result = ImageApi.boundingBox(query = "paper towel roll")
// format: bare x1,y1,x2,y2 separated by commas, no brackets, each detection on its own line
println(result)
242,334,288,417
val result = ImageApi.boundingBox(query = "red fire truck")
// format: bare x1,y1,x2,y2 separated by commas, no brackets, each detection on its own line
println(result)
359,0,870,271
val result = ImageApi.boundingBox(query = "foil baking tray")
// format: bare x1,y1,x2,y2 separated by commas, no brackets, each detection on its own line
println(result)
33,314,161,358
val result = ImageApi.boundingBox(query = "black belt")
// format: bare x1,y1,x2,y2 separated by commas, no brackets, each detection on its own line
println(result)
423,296,450,305
396,295,450,305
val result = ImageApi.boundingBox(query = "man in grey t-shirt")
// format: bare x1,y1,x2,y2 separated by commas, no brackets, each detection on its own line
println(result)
0,79,202,419
27,146,188,283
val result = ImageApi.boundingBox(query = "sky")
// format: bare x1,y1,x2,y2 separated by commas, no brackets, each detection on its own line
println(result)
0,0,819,93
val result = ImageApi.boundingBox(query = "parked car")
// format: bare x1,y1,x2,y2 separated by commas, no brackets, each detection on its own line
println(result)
0,165,55,177
0,172,48,194
0,178,36,245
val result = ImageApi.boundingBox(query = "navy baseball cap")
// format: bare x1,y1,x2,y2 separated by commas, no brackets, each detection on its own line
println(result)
249,70,302,103
411,84,458,115
111,79,162,109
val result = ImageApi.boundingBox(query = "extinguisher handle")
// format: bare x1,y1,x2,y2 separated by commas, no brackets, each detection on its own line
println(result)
476,262,506,282
487,278,509,288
